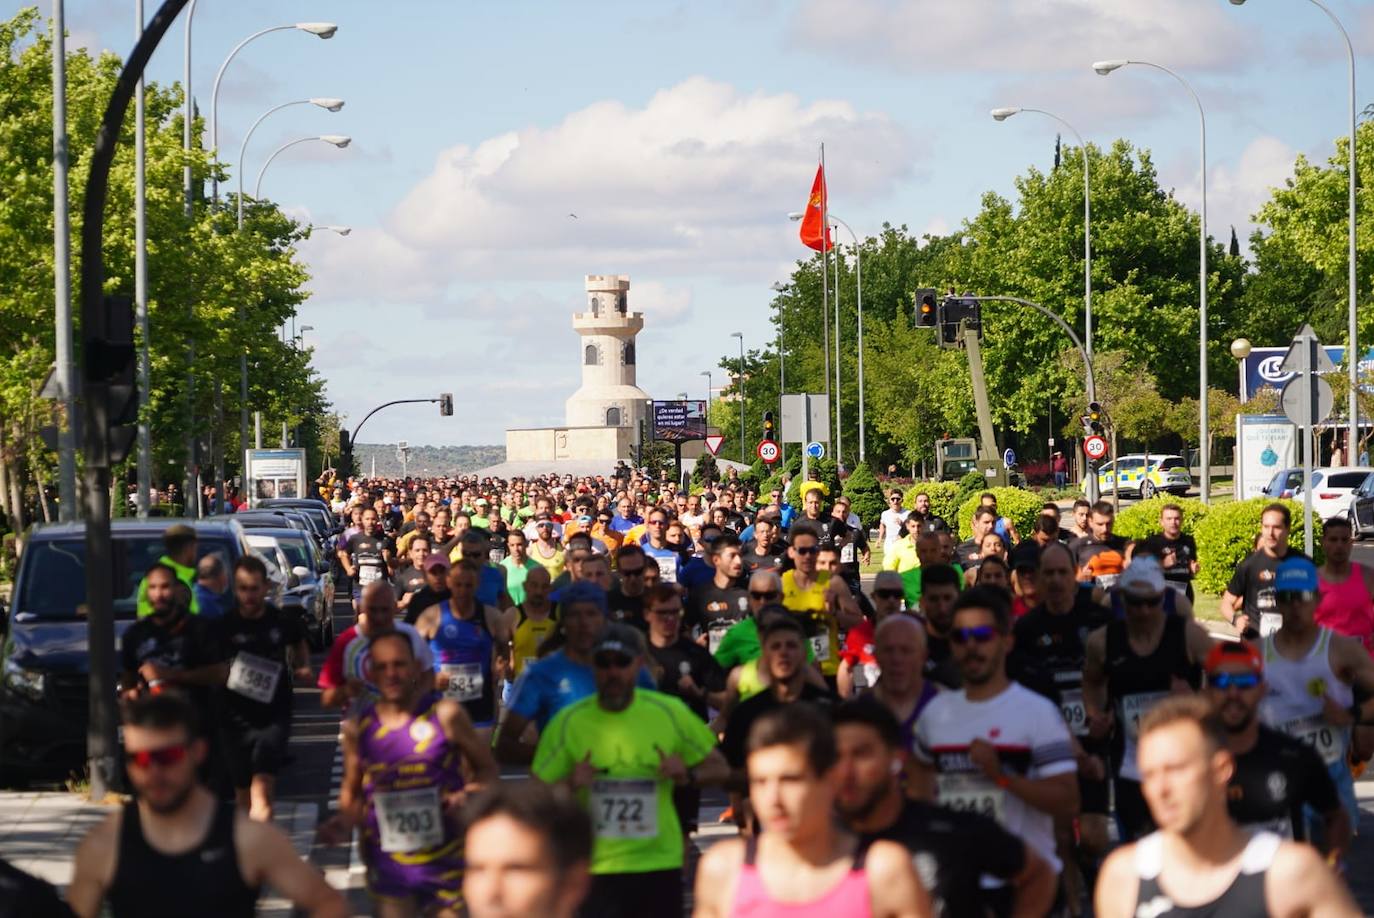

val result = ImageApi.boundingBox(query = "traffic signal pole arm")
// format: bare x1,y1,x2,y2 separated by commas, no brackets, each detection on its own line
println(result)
971,296,1096,402
349,398,442,446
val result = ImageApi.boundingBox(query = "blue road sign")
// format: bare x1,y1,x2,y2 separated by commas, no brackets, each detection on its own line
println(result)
806,441,825,460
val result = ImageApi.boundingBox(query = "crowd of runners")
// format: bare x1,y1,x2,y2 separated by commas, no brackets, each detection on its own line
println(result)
10,464,1374,916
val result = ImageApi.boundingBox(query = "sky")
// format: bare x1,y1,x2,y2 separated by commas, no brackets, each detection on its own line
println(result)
35,0,1374,447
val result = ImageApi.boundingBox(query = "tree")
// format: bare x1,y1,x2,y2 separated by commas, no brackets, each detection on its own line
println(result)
841,462,885,529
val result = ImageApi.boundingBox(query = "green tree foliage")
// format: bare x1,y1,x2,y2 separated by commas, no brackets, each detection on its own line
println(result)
902,481,961,524
1112,497,1209,542
1192,498,1321,594
691,451,719,487
955,487,1044,541
841,462,885,528
0,10,332,523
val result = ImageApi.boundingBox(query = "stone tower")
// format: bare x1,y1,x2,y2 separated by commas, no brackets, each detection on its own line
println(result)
564,274,651,431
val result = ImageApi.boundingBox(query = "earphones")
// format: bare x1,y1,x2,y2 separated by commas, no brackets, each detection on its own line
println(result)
890,760,904,776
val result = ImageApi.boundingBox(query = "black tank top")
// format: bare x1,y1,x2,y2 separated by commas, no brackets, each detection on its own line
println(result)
108,800,258,918
1106,614,1198,780
1133,830,1276,917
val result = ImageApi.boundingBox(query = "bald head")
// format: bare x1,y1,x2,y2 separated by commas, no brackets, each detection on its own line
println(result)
748,569,782,592
874,612,926,692
359,580,398,632
875,613,926,649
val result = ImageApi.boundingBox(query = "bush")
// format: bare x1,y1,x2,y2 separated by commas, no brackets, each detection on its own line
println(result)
1113,498,1210,542
691,452,719,488
955,487,1046,541
954,470,988,512
1192,498,1322,594
842,463,886,529
903,481,962,526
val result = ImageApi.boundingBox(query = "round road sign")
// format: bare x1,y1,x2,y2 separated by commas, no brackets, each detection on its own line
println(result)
805,441,825,460
1083,435,1108,461
757,440,780,464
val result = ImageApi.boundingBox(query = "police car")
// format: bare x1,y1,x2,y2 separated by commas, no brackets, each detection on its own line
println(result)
1085,454,1192,499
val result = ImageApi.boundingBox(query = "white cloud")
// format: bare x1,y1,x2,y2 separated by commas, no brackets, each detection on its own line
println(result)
789,0,1263,75
1162,135,1297,252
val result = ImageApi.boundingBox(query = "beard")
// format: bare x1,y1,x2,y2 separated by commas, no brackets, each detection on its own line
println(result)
140,778,196,815
836,778,891,823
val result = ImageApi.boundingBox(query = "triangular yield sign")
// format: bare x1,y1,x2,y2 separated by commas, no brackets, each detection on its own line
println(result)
1278,323,1336,374
704,435,724,456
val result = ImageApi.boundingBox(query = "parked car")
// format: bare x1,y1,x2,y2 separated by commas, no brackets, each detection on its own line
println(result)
231,509,317,547
245,528,335,649
0,518,253,781
257,499,340,548
1084,454,1192,499
1262,467,1305,500
1292,466,1374,522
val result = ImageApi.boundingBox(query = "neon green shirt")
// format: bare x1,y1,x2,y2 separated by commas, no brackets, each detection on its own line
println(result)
531,689,717,874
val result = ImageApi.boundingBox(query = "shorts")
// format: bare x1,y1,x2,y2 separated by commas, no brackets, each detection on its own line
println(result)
578,869,682,918
364,839,464,913
1113,777,1156,843
221,719,290,788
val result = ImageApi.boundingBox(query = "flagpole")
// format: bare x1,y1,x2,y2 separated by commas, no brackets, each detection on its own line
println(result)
819,143,832,452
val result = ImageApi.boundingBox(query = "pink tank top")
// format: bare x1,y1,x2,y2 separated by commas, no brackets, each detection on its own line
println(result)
730,838,872,918
1316,564,1374,657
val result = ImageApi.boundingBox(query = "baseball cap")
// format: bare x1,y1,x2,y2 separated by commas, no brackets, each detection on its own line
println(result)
594,622,646,658
423,553,450,571
1275,556,1318,593
1204,640,1263,675
1119,557,1165,597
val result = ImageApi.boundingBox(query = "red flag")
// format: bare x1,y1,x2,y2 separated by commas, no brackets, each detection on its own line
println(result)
799,164,832,252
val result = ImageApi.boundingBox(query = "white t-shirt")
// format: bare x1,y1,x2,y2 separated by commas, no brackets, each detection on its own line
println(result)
880,508,909,546
913,681,1077,872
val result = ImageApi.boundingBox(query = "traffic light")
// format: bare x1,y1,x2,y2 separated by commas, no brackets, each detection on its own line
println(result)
339,428,352,473
937,296,982,347
83,294,138,467
762,410,775,441
914,288,938,327
1083,401,1106,436
439,393,454,417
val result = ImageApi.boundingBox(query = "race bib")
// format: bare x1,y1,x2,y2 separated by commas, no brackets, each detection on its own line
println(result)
840,543,856,564
708,624,731,655
938,773,1005,822
441,663,484,702
226,652,282,704
375,787,444,853
1282,714,1346,765
809,634,830,662
1257,587,1277,613
1095,573,1119,589
358,565,382,585
1260,613,1283,638
1120,691,1170,741
590,779,657,839
654,555,677,584
1060,688,1089,737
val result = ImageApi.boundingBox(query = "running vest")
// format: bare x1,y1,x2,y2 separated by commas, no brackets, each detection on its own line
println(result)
1132,831,1276,918
1106,614,1196,781
782,570,838,675
512,605,557,678
430,600,496,724
1315,566,1374,658
730,837,872,918
108,800,257,918
1261,627,1353,767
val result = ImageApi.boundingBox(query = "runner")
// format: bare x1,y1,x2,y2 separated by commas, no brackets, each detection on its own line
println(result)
834,698,1056,918
510,565,558,680
339,508,395,611
68,694,345,918
640,507,682,584
403,553,451,626
781,522,862,689
136,523,201,618
877,490,910,553
529,516,567,579
1082,560,1214,842
462,781,593,918
694,703,929,918
686,531,750,655
318,581,434,714
320,631,499,918
837,570,907,697
1204,640,1350,852
393,535,432,614
911,586,1079,878
740,512,785,575
1093,694,1358,918
1070,501,1127,589
607,543,650,627
531,623,728,918
914,563,963,689
953,507,996,573
864,615,938,768
1221,503,1306,639
644,583,728,722
414,559,512,745
1258,555,1374,834
500,529,542,606
1141,504,1199,601
215,555,311,821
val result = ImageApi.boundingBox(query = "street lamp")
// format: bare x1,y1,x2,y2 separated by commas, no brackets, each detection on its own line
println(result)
254,135,352,199
237,98,345,229
308,224,352,236
731,332,745,463
1094,58,1211,504
700,370,712,425
770,281,787,464
209,22,338,202
790,211,842,463
1228,0,1360,469
1231,337,1253,404
991,106,1093,358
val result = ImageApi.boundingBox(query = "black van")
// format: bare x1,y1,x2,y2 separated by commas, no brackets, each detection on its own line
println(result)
0,518,252,782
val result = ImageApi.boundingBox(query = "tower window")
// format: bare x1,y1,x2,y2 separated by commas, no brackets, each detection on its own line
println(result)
584,344,600,366
616,293,627,313
606,407,622,427
590,296,601,317
623,342,636,365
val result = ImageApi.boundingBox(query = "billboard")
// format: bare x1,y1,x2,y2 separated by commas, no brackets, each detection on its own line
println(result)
1240,345,1374,402
1235,415,1298,501
652,400,707,443
246,448,307,506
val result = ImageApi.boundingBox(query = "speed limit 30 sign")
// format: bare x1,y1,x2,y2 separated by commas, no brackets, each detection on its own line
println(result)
1082,435,1108,461
757,440,780,463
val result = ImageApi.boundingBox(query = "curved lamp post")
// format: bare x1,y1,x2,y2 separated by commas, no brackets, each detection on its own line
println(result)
237,98,344,228
254,135,351,199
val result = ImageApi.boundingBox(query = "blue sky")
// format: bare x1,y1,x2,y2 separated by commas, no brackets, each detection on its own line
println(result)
39,0,1374,447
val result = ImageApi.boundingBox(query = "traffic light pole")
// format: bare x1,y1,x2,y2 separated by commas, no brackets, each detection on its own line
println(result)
79,0,191,801
341,397,444,473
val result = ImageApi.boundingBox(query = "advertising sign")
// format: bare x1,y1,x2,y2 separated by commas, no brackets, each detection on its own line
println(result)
652,400,707,443
1240,345,1374,401
246,448,307,506
1235,415,1298,501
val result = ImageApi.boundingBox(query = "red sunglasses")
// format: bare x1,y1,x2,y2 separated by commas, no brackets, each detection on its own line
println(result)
125,743,189,769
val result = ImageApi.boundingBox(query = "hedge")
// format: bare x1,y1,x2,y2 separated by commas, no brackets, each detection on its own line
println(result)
842,463,886,529
955,487,1047,541
1193,498,1322,594
902,482,962,527
1113,497,1210,542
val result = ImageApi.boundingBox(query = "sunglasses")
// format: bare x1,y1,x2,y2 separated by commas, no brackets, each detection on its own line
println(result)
620,566,645,577
1209,672,1261,690
874,589,905,600
125,743,189,769
950,625,999,645
1124,595,1162,607
647,519,667,526
750,590,781,600
593,653,635,669
793,545,818,556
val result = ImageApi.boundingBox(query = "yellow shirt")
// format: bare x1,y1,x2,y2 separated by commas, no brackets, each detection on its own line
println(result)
512,607,559,677
883,536,920,574
530,543,566,579
781,569,839,675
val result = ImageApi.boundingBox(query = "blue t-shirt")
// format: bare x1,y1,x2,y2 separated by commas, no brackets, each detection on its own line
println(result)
477,564,505,607
610,514,642,534
508,649,656,730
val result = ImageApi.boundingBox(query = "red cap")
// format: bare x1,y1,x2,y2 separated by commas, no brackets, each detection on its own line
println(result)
1204,640,1263,675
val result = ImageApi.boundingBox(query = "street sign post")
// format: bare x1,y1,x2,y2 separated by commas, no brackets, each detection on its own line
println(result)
1279,324,1332,558
781,393,829,483
704,434,724,456
757,440,780,464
